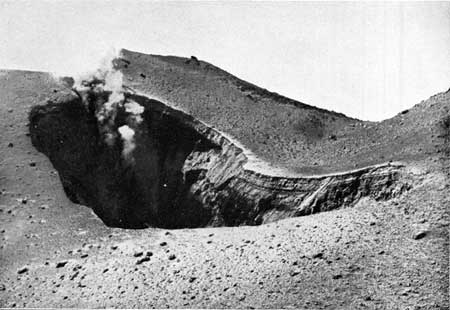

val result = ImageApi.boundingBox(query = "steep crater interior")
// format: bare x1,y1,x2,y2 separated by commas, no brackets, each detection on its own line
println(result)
30,91,220,228
29,85,407,229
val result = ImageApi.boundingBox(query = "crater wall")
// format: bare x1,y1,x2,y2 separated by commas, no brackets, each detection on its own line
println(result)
29,90,408,228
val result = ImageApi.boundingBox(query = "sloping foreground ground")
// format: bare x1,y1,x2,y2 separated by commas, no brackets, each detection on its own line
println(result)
0,70,449,309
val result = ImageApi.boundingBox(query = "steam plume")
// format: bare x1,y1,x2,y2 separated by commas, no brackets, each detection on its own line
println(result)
118,125,136,160
71,49,145,162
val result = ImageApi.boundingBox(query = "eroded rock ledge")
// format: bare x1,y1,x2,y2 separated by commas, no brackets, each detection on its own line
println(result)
29,90,409,228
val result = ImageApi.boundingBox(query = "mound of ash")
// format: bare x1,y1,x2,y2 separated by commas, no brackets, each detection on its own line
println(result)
28,77,408,229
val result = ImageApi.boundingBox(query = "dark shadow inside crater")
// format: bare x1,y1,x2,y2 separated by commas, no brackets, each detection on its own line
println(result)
29,92,217,229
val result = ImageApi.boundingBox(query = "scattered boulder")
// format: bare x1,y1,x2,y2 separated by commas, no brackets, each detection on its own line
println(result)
412,230,428,240
290,270,300,277
136,257,151,265
56,261,68,268
17,266,29,274
311,252,323,259
185,56,200,65
133,251,143,257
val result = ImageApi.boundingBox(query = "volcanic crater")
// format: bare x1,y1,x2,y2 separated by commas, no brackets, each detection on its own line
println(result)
1,49,449,309
29,77,408,229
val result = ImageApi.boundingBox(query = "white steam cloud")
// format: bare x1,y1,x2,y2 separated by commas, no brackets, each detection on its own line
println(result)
71,49,145,162
124,100,145,123
118,125,136,160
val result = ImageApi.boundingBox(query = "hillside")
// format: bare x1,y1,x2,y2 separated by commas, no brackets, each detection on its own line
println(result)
116,49,448,175
0,52,449,310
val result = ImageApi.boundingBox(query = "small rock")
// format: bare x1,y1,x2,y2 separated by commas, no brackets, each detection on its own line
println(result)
189,277,197,283
160,241,167,246
111,245,118,250
290,270,300,277
400,288,412,296
332,274,342,279
56,261,68,268
133,251,143,257
7,143,13,148
136,257,151,265
311,252,323,259
17,266,29,274
168,254,176,260
21,198,27,204
69,271,79,281
146,251,153,257
412,231,428,240
80,253,88,259
29,162,36,167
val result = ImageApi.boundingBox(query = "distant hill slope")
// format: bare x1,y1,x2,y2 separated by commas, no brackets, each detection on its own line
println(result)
116,49,450,174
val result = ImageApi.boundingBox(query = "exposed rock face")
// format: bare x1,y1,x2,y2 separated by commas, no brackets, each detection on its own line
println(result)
29,90,408,229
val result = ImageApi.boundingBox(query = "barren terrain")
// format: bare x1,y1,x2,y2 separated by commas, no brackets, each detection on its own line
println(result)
0,49,449,309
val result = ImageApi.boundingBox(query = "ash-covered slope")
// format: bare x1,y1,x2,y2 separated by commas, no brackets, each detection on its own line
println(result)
116,49,448,174
0,68,449,309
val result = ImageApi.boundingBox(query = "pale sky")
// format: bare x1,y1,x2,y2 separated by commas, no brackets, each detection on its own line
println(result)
1,1,449,120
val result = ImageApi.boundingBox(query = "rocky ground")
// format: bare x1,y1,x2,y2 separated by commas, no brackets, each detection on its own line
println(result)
0,65,449,309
